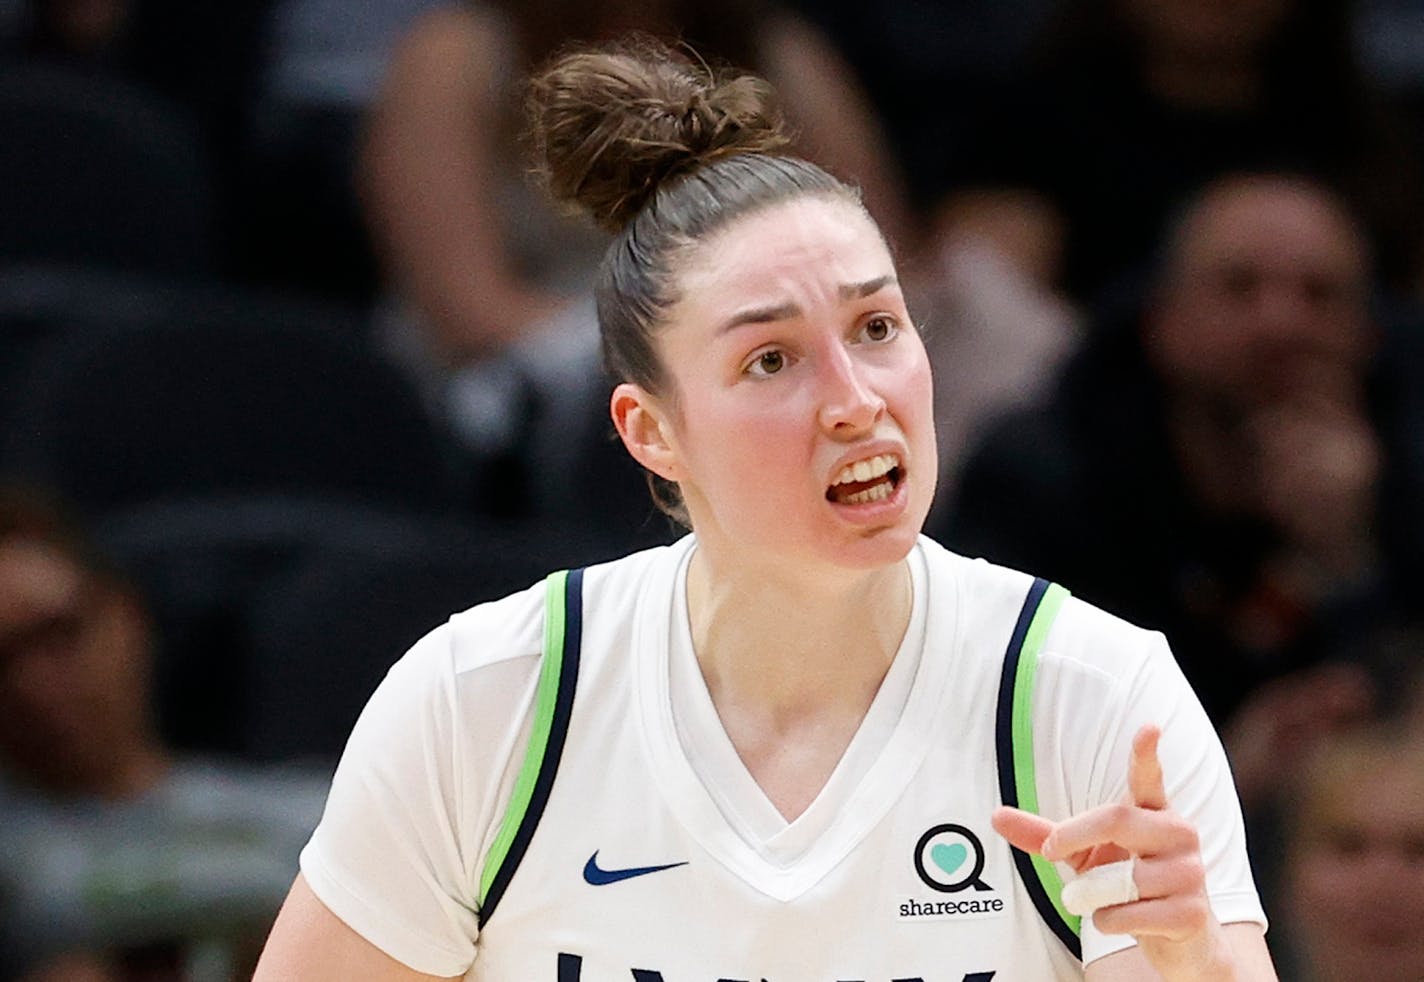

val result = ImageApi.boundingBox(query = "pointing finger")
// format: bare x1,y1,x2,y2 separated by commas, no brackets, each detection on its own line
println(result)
991,806,1055,854
1129,724,1168,811
1041,801,1198,861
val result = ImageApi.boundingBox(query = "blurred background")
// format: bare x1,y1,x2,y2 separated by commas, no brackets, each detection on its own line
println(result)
0,0,1420,978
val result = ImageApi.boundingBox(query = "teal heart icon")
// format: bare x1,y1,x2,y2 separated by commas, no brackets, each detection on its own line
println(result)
931,842,968,877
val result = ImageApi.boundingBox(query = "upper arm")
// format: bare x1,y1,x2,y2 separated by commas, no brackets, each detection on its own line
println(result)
253,875,463,982
759,14,912,251
359,6,546,351
361,6,502,248
294,624,490,975
1085,922,1278,981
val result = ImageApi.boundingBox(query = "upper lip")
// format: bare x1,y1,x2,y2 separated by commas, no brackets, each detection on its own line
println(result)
826,442,907,487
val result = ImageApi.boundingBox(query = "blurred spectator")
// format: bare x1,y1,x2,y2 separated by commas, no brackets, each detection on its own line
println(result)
933,0,1424,310
909,213,1084,517
361,0,911,461
787,0,1086,508
1276,723,1424,980
0,485,326,981
1229,624,1424,814
937,173,1423,742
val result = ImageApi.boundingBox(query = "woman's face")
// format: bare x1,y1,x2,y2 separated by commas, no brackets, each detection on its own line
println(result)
0,539,151,791
620,196,936,576
1287,753,1424,981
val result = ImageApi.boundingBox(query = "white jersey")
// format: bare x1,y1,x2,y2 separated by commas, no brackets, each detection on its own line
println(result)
301,535,1265,980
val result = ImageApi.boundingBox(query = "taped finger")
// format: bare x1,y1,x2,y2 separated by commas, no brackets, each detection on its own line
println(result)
1062,858,1139,917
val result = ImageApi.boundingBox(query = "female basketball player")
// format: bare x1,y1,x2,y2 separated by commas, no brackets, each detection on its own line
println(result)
254,39,1277,981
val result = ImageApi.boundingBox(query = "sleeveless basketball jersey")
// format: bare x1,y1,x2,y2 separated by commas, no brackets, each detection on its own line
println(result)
301,535,1266,980
467,537,1076,973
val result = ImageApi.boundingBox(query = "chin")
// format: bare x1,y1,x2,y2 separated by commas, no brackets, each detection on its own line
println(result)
833,521,923,571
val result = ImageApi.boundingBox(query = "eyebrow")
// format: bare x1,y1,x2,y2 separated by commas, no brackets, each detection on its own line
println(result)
716,275,898,335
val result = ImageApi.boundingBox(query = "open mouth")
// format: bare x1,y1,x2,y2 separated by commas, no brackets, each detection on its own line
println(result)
826,453,903,505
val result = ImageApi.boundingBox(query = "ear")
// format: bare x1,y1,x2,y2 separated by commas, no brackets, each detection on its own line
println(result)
610,382,682,482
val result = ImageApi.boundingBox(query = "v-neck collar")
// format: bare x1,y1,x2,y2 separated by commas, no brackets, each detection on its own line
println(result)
633,536,963,902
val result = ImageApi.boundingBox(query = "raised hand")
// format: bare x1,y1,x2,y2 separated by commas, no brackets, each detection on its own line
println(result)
992,725,1238,979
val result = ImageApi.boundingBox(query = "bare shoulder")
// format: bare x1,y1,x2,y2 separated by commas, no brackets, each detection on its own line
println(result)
382,3,511,99
396,4,508,62
753,10,864,109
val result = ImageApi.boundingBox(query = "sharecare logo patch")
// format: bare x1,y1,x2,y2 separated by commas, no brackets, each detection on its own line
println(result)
901,824,1008,921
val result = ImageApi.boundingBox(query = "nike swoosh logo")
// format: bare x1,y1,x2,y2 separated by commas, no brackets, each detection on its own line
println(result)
582,850,688,885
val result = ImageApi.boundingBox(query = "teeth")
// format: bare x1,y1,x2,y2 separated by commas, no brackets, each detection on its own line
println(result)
841,481,894,505
833,453,899,486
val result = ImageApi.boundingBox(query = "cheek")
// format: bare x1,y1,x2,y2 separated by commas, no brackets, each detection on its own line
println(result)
910,357,935,413
891,349,936,433
1155,316,1243,384
1397,861,1424,901
1313,314,1373,363
1289,848,1361,921
678,390,807,486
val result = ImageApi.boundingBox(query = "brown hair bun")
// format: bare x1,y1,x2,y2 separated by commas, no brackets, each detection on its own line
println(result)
526,37,791,232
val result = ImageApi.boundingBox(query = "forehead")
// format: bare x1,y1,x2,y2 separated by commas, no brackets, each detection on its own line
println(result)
676,196,893,305
1310,752,1424,827
1178,182,1367,277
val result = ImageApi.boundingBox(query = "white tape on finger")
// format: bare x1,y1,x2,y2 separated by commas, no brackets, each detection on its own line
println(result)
1061,859,1139,916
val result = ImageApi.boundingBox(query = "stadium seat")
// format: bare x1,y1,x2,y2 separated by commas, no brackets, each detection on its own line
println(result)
0,62,218,277
1,294,468,519
239,516,629,763
97,494,479,754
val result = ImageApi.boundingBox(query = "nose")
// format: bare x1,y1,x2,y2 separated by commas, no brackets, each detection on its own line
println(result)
816,343,885,435
1251,276,1328,346
1255,281,1299,332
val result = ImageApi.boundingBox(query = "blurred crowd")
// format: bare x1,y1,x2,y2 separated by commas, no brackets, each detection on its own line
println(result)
0,0,1421,978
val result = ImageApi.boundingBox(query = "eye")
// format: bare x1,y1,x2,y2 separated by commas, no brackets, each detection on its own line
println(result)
745,348,787,377
859,315,898,343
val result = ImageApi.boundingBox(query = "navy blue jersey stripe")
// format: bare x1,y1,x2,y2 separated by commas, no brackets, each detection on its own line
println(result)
995,576,1047,807
479,567,585,927
995,576,1083,961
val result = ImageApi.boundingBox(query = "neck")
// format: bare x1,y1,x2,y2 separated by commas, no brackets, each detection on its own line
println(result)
685,547,913,723
682,544,916,820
